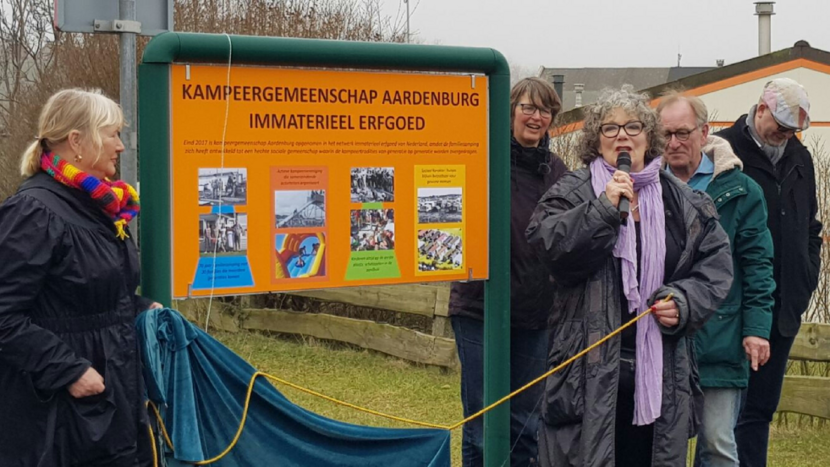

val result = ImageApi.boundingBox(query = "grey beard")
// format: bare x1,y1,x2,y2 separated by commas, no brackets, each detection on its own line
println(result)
746,105,788,166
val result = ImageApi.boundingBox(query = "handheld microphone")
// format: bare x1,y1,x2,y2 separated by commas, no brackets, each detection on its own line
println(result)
616,152,632,225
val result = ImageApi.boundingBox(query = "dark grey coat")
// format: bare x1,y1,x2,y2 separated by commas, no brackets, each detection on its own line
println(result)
526,168,733,467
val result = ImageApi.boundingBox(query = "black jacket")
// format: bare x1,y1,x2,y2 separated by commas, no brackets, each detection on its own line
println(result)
0,173,153,466
449,136,568,329
526,169,732,466
716,117,822,337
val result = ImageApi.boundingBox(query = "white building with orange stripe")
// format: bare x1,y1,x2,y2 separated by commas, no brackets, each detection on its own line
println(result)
549,40,830,155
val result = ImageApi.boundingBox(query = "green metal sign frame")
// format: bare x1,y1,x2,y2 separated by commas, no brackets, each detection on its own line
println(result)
139,32,511,466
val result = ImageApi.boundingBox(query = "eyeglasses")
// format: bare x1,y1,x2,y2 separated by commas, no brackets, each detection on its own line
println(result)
518,103,552,118
765,107,800,135
775,122,799,135
663,127,699,141
600,121,645,138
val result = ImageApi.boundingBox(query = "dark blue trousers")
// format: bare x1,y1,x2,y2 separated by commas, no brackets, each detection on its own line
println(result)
451,315,548,467
735,326,796,467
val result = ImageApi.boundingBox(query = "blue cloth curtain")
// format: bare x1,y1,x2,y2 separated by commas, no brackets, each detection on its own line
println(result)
136,308,451,466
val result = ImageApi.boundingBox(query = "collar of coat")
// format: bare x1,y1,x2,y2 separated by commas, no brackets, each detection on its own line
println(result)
702,135,743,180
18,172,124,235
726,114,810,173
660,135,743,182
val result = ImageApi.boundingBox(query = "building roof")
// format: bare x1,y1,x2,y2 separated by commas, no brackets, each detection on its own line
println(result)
553,40,830,128
539,67,714,112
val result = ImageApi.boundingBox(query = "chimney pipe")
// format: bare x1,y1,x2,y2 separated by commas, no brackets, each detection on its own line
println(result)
552,75,564,103
755,2,775,56
574,84,584,108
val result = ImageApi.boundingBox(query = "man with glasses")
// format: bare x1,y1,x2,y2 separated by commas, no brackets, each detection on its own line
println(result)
658,92,774,467
715,78,822,467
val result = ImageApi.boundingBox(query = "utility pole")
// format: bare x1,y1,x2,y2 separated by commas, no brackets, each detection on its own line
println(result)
56,1,171,191
119,0,138,188
404,0,410,43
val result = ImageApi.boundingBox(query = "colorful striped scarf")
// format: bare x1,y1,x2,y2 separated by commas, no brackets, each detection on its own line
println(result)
41,152,140,240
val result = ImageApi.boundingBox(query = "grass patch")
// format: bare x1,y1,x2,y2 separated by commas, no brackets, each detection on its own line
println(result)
215,331,464,465
767,426,830,467
214,329,829,466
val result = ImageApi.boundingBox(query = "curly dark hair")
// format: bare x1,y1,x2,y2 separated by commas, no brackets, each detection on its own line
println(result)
578,85,665,165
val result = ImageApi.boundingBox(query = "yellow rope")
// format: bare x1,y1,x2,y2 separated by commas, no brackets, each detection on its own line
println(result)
192,372,260,465
447,293,672,430
149,401,174,452
148,294,672,464
148,415,158,466
257,372,449,430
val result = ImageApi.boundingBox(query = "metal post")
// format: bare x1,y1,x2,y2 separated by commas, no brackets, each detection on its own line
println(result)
405,0,410,43
484,68,511,467
119,0,138,188
139,63,172,306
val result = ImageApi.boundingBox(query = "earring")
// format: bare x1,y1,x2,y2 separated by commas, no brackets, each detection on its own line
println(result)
74,154,83,163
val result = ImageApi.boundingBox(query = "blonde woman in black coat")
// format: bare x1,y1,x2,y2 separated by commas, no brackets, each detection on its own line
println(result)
0,89,161,466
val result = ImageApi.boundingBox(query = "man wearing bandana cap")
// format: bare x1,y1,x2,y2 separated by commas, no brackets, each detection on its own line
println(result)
716,78,822,467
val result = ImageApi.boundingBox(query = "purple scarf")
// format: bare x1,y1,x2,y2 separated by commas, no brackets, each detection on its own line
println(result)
590,155,665,426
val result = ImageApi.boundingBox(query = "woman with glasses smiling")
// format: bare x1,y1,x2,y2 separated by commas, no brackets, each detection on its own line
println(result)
449,77,567,467
526,86,733,467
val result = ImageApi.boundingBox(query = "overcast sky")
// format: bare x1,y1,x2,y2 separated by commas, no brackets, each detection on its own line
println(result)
382,0,830,73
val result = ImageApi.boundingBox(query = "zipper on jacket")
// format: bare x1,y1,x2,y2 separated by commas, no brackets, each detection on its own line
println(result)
775,164,800,211
774,162,781,196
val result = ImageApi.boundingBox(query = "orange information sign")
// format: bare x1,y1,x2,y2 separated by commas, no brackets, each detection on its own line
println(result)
170,64,489,298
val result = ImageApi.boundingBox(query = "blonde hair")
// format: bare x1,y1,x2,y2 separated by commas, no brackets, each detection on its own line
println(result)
21,88,124,177
656,90,708,127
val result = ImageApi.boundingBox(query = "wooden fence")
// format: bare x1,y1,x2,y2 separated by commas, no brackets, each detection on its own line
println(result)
174,284,830,419
779,322,830,419
175,283,459,368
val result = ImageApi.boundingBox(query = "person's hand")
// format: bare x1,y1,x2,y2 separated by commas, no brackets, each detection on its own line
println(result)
652,299,680,327
149,302,163,309
604,170,634,208
68,367,105,398
743,336,771,371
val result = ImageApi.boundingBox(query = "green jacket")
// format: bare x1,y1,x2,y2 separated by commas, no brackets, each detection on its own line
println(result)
696,136,775,388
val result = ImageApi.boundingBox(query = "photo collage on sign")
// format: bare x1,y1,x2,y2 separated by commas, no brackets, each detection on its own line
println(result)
170,65,489,299
349,167,395,253
198,168,249,257
416,166,464,273
271,167,328,281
